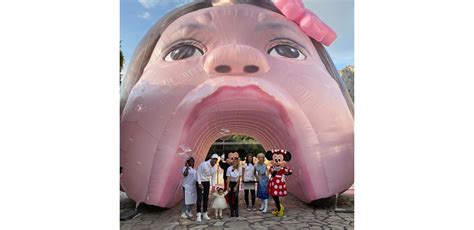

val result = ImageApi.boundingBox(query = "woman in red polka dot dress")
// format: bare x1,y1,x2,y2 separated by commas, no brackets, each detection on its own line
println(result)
266,149,293,217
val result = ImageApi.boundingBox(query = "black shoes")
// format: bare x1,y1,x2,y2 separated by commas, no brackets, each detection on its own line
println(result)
230,208,239,217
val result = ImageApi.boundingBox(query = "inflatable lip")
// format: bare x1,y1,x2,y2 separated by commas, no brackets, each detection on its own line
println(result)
120,2,353,208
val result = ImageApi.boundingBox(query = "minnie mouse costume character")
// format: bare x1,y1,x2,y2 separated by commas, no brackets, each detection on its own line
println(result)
266,149,293,217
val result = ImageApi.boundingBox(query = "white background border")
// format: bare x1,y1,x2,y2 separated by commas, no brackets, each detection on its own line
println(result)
1,0,474,229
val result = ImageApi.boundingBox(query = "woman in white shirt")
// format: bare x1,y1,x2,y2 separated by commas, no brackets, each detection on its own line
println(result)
226,158,241,217
181,157,197,219
242,153,257,211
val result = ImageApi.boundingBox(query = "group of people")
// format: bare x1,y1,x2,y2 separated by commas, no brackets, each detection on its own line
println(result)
180,149,293,221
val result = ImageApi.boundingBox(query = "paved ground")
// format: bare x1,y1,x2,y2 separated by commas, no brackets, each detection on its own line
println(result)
120,189,354,230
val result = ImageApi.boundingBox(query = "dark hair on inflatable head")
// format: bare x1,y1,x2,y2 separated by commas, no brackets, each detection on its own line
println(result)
120,0,353,115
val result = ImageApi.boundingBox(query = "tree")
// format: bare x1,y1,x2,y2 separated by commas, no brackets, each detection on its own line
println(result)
339,65,354,102
120,41,125,85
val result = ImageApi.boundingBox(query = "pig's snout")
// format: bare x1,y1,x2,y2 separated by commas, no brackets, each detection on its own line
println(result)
204,44,269,76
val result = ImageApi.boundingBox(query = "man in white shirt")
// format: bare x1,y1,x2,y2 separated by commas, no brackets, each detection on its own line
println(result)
195,153,219,222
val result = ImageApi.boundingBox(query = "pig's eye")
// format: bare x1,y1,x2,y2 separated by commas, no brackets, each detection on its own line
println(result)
268,45,305,60
164,45,203,61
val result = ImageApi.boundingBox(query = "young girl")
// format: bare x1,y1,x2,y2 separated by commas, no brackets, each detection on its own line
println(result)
226,158,241,217
211,187,228,219
255,153,269,213
242,153,257,211
181,157,197,219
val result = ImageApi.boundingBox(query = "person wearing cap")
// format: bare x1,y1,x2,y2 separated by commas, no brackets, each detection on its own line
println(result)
195,153,219,222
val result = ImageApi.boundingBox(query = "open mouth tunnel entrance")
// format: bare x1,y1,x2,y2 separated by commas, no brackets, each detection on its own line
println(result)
205,134,266,185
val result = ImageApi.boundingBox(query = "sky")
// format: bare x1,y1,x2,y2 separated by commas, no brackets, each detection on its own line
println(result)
120,0,354,70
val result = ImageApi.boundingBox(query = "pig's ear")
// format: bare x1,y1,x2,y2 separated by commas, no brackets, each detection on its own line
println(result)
284,151,292,161
265,151,273,160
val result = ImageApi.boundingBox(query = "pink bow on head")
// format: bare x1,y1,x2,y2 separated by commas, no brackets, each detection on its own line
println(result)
274,0,337,46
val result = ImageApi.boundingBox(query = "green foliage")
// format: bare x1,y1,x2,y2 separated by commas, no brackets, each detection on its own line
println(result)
227,135,256,142
208,143,265,156
210,135,264,156
339,65,354,102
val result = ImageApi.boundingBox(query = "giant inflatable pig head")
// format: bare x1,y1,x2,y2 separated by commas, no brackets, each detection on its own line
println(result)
120,0,354,208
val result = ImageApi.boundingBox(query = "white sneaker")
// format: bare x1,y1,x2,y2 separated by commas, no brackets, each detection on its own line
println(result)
180,213,188,219
262,199,268,213
185,211,192,218
202,212,211,220
196,212,202,222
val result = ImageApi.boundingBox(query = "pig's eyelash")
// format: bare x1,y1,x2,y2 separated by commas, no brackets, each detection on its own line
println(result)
267,38,310,57
162,39,207,57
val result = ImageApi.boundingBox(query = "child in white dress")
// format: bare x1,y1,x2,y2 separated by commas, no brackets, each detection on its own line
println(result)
211,187,228,219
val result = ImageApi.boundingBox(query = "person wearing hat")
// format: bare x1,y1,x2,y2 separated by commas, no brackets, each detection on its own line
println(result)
195,153,219,221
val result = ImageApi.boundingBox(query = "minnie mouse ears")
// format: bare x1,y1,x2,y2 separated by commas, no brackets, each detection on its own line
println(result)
272,149,288,155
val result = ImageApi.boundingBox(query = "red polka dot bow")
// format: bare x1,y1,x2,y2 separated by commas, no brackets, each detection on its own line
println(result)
272,149,287,154
274,0,337,46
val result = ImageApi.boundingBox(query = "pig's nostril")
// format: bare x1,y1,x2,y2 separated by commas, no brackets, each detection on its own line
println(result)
215,65,232,73
244,65,259,73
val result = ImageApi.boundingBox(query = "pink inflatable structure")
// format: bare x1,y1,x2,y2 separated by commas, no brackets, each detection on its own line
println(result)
120,0,354,208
